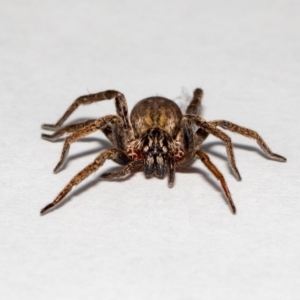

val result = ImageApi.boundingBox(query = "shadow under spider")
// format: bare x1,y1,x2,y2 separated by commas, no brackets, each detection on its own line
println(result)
178,166,229,208
50,167,139,213
49,140,267,213
57,137,112,173
202,141,269,160
202,140,271,178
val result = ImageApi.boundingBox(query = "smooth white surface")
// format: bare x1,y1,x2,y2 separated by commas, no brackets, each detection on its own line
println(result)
0,1,299,299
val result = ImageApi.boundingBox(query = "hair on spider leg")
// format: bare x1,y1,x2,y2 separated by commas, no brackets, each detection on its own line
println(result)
40,88,286,215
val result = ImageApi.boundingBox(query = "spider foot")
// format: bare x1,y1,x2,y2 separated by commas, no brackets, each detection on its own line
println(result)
42,123,59,131
272,153,287,162
232,168,242,181
54,161,64,174
41,133,56,141
227,194,236,214
40,203,55,215
53,146,70,173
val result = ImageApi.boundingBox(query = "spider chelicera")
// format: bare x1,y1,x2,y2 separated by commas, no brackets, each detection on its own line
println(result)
40,88,286,215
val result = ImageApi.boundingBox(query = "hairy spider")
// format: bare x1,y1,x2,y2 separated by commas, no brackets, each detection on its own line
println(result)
40,88,286,215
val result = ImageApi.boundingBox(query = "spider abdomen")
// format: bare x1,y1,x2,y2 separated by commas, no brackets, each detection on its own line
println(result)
130,97,182,138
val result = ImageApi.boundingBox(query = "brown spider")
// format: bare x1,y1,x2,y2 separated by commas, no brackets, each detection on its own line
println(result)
40,88,286,215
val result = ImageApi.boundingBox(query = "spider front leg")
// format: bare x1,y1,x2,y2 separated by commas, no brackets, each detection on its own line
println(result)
185,115,242,181
209,120,287,162
196,150,236,213
40,149,127,215
53,115,118,173
42,119,96,141
42,90,133,133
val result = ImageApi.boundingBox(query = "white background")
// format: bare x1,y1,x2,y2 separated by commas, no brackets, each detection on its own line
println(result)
0,1,299,299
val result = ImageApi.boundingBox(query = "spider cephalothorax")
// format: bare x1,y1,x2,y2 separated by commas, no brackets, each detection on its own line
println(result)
41,88,286,215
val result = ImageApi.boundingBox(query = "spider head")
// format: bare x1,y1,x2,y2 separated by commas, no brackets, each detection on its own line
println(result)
140,128,172,178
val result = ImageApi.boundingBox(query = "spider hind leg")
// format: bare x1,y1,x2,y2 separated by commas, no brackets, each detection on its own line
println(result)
186,88,203,115
196,150,236,213
40,149,127,215
209,120,287,162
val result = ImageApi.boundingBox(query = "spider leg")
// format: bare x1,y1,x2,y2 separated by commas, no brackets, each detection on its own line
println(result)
43,118,129,152
186,88,203,115
196,150,236,214
40,149,124,215
53,115,118,173
42,119,96,141
178,89,204,154
100,160,142,179
195,128,209,147
209,120,287,162
185,115,242,181
42,90,133,133
168,155,175,188
185,88,209,146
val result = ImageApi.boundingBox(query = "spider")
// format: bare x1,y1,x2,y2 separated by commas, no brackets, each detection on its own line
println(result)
40,88,286,215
